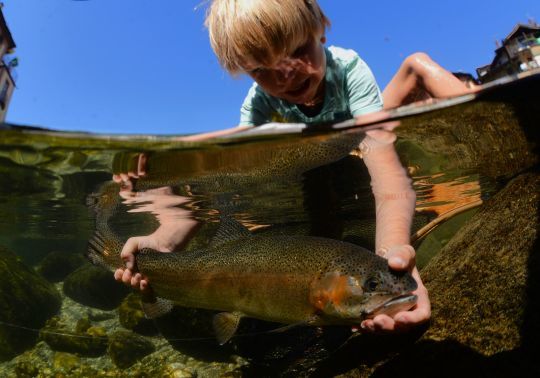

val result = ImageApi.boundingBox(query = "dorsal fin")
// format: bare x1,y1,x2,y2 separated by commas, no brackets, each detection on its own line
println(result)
209,216,251,248
213,311,243,345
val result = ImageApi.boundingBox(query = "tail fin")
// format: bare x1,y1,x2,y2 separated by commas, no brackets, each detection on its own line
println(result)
86,231,124,271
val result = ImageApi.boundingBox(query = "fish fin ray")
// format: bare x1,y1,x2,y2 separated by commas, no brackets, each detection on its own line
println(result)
268,322,307,334
86,233,110,269
268,316,318,334
209,216,251,248
213,311,243,345
86,231,124,270
141,297,174,319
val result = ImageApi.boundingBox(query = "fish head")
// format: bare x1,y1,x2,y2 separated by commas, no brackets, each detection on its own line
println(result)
310,261,418,323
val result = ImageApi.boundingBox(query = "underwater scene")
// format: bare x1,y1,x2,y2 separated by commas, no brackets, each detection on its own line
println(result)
0,74,539,377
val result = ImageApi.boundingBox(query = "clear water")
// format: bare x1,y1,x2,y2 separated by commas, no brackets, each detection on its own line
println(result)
0,76,538,376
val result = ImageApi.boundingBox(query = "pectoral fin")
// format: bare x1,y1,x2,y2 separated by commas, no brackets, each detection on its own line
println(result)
141,296,174,319
213,311,243,345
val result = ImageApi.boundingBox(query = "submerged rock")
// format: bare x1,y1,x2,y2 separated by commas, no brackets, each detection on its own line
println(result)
419,174,538,354
0,246,61,361
39,316,109,357
37,250,86,282
117,293,158,335
63,263,130,310
107,330,155,368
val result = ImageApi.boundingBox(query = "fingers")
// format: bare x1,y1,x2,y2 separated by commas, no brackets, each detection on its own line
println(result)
115,234,154,293
137,154,147,177
385,244,416,271
395,279,431,326
358,248,430,334
114,268,149,292
360,315,394,333
360,302,430,334
120,237,141,270
112,153,147,186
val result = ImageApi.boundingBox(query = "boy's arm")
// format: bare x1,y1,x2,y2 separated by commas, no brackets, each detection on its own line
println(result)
359,129,431,332
362,130,415,252
176,125,252,142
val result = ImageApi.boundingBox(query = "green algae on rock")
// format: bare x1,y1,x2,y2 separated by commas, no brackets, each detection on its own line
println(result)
118,293,158,336
39,316,109,357
0,246,61,361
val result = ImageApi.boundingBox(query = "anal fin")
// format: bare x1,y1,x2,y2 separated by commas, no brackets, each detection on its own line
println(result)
141,296,174,319
213,311,243,345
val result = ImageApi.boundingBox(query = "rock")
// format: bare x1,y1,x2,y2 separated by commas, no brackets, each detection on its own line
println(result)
118,293,158,335
37,250,86,282
107,330,155,369
419,173,538,355
7,341,106,377
39,316,108,357
0,246,62,361
63,263,130,310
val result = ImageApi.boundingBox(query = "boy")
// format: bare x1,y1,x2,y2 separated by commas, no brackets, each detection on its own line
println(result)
117,0,438,333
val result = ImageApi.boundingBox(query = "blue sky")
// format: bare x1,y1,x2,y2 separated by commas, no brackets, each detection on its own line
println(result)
3,0,539,135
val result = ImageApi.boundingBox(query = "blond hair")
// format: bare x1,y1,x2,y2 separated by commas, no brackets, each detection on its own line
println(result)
206,0,330,74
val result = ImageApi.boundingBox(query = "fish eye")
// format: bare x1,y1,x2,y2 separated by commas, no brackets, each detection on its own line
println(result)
365,277,379,291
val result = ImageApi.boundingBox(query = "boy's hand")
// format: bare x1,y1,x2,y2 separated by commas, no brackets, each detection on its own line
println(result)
114,235,171,294
112,153,147,186
112,186,199,294
359,245,431,333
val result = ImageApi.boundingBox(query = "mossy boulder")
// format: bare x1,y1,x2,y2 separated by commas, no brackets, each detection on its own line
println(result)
0,246,62,361
37,250,86,282
63,263,130,310
418,173,539,355
39,316,108,357
107,330,155,368
118,293,158,335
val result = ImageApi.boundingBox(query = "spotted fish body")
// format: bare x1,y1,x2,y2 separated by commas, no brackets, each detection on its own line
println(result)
88,219,417,343
139,235,415,323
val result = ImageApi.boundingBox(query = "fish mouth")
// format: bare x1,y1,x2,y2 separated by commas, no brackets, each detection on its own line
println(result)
365,293,418,318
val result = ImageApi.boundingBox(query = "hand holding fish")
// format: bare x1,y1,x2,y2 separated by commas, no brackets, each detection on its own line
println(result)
359,244,431,333
113,187,200,293
114,236,157,293
358,128,431,333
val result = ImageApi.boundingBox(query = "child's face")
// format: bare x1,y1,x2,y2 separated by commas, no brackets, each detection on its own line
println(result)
243,33,327,105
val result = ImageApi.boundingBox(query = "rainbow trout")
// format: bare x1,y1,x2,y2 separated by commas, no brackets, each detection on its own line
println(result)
87,218,417,344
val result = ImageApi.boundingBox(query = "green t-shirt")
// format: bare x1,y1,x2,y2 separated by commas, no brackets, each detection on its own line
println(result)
239,46,383,126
